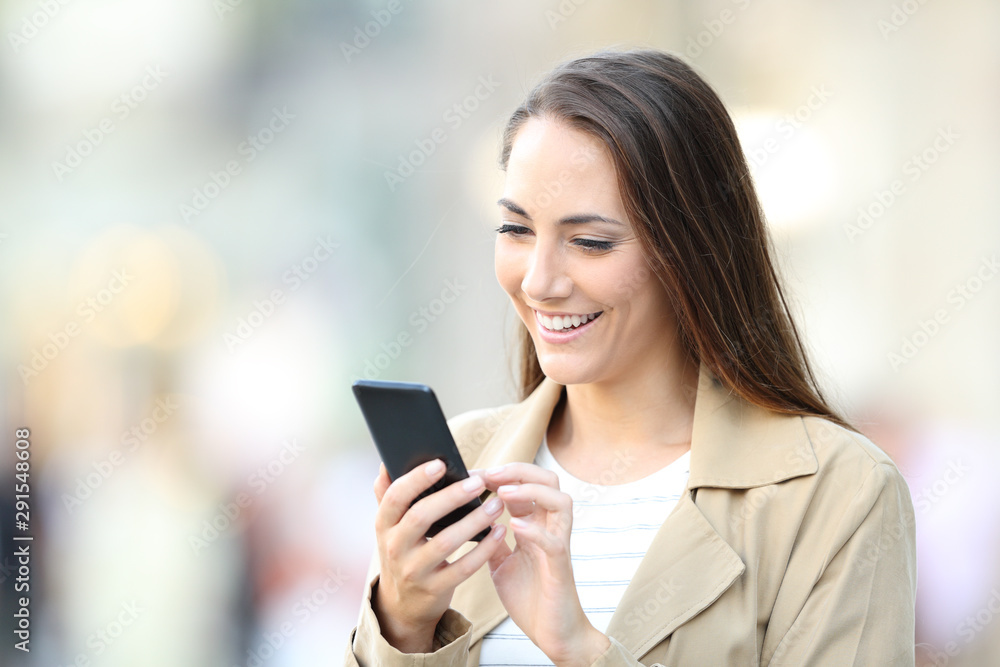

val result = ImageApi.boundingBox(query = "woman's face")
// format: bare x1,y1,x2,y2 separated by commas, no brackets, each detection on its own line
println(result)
495,116,682,387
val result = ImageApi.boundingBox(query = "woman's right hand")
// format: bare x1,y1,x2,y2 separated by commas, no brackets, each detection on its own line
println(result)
371,459,507,653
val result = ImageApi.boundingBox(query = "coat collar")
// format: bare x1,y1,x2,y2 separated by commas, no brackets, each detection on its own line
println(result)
450,361,818,656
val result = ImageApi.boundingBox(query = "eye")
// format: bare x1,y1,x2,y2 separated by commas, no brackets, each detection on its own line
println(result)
495,223,530,236
573,238,616,253
495,223,617,253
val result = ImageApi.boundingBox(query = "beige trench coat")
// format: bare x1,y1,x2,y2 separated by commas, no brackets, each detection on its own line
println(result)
343,363,917,666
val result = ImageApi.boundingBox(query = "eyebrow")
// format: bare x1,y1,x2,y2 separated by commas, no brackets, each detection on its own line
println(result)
496,197,624,226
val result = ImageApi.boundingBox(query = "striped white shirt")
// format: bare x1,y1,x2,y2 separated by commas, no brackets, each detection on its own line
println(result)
478,434,691,666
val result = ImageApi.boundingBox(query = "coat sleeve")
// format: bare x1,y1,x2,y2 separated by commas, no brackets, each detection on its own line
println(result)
342,569,475,667
341,544,476,666
763,460,917,666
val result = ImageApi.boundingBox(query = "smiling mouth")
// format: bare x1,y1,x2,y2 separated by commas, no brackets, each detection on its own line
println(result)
535,310,603,332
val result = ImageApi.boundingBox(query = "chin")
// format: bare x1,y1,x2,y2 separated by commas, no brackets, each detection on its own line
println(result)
534,352,600,387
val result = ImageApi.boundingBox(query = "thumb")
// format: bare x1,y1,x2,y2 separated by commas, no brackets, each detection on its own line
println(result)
373,463,391,504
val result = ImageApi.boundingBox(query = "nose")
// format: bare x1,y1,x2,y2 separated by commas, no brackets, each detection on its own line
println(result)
521,238,572,303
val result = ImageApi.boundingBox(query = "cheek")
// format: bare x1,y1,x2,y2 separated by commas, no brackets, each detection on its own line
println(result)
588,257,643,307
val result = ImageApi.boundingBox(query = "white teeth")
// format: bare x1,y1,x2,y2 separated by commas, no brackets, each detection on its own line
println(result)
538,311,600,332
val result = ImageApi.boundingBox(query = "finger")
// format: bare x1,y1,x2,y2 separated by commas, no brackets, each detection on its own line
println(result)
439,523,507,585
484,462,560,490
467,469,490,488
497,483,572,517
375,459,447,536
425,498,507,587
373,463,391,504
508,515,568,557
422,495,504,559
395,473,490,546
493,489,535,517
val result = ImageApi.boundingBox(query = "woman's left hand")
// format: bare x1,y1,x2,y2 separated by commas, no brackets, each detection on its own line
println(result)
481,462,611,666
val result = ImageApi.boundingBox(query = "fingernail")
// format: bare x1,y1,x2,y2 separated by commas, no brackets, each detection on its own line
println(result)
462,476,484,492
486,465,506,475
509,517,527,529
425,460,444,476
484,497,503,514
493,524,506,540
498,484,517,494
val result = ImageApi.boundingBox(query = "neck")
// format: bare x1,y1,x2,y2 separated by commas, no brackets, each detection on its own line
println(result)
547,353,700,466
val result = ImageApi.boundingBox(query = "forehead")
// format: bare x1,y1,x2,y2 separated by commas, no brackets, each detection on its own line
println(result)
504,117,623,216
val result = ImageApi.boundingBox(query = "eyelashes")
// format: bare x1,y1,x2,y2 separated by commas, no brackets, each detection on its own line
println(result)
574,238,617,252
494,223,616,253
495,223,525,235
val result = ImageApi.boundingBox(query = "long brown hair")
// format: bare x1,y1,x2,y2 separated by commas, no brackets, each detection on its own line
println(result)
498,48,856,433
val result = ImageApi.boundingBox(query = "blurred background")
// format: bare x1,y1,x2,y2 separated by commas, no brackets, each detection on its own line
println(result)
0,0,997,665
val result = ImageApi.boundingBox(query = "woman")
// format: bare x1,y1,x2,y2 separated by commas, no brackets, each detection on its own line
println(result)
344,48,916,666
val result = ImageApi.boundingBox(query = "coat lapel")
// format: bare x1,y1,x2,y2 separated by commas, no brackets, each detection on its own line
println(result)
449,361,819,654
601,491,745,655
606,364,817,655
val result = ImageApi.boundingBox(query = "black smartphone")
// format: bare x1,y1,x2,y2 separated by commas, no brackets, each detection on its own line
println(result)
352,379,491,542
